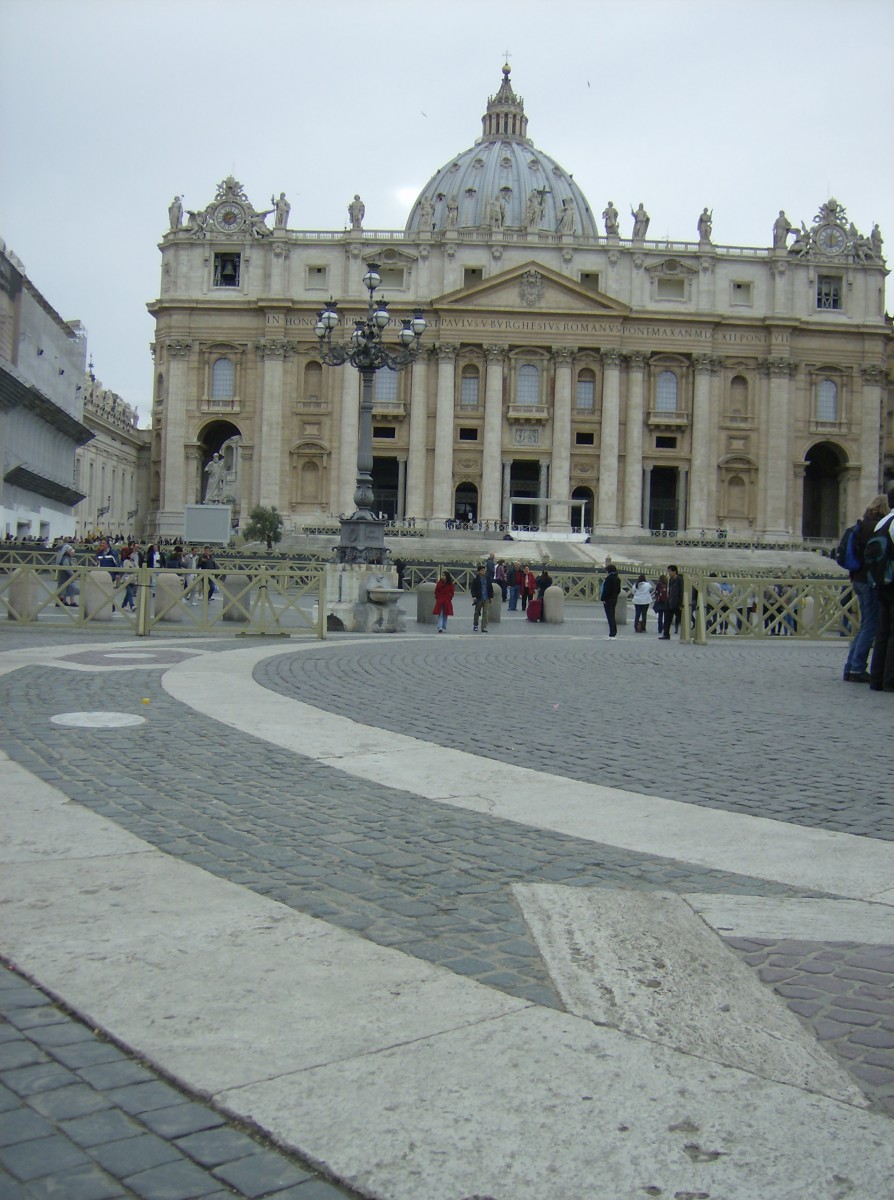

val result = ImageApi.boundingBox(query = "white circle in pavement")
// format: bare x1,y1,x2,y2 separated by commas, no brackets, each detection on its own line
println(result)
102,653,157,660
51,712,146,728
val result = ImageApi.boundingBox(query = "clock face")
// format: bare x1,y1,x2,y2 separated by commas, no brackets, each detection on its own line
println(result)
214,202,245,232
816,223,847,255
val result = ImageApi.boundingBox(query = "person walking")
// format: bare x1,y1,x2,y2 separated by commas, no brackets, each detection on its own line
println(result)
653,573,668,636
600,562,621,639
632,574,653,632
506,561,521,611
433,571,455,633
470,564,494,632
843,494,890,682
519,564,536,613
662,565,683,639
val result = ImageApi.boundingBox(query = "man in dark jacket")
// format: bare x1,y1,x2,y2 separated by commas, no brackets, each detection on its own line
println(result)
843,494,889,682
662,564,683,639
470,564,494,632
600,563,621,639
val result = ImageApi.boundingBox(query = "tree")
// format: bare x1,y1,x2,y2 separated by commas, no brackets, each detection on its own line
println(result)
244,505,283,551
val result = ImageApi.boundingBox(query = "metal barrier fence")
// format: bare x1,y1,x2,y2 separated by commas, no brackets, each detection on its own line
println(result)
1,559,860,644
1,564,327,639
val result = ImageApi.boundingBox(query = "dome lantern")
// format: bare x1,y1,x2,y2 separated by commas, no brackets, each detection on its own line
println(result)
481,63,529,143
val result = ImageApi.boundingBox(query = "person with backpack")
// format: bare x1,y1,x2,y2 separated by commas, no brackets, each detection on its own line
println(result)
841,494,890,683
867,491,894,693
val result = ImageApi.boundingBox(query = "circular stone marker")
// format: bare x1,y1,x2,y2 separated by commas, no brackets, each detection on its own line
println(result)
50,711,146,729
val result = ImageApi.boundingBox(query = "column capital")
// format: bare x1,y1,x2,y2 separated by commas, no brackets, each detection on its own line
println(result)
435,343,460,361
600,348,622,368
165,339,192,358
692,353,721,374
860,363,885,385
760,356,798,379
624,351,648,371
483,343,508,361
551,346,577,364
255,339,295,359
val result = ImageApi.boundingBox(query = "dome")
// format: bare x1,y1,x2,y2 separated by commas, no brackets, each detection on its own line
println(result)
405,65,597,238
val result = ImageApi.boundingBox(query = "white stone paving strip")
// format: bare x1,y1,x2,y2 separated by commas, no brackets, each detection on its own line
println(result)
511,883,866,1104
682,893,894,943
161,641,894,905
1,754,892,1200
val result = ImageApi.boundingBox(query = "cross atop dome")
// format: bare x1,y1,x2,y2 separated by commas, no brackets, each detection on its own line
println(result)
481,63,529,143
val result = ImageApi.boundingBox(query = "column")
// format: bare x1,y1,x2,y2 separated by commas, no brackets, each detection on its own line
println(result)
641,464,652,529
538,460,549,527
859,364,885,502
255,340,292,509
405,350,430,520
596,349,621,531
686,354,715,533
431,344,458,521
396,458,406,521
760,357,795,536
548,347,574,531
160,340,190,529
501,458,511,525
239,444,254,516
621,352,647,534
337,366,359,515
481,345,507,523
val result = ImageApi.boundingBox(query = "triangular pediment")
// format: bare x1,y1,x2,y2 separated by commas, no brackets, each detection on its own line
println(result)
434,261,630,317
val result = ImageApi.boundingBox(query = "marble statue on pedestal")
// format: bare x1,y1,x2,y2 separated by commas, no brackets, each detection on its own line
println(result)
630,203,650,239
348,194,365,230
602,201,619,236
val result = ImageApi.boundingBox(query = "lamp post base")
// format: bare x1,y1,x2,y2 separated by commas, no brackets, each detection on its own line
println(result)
335,512,389,565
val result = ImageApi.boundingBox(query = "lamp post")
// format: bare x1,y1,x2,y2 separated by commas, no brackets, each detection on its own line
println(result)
316,264,426,563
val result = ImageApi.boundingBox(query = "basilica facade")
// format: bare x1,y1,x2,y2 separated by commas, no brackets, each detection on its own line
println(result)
147,67,891,542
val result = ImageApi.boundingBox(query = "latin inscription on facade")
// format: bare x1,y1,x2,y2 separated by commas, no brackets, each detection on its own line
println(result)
265,313,769,345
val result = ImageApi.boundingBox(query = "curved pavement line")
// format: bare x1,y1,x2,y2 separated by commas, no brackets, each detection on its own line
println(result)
161,640,894,907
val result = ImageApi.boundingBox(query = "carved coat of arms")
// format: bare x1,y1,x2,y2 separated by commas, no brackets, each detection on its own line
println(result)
519,270,544,307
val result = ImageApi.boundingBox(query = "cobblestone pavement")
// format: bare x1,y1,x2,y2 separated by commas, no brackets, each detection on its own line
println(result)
0,626,892,1192
0,966,364,1199
256,630,894,841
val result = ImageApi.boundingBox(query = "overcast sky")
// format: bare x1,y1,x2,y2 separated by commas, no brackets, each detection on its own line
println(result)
2,0,892,423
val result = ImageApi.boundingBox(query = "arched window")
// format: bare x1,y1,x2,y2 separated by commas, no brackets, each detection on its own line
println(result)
817,379,838,422
656,370,678,412
516,364,540,407
211,357,235,400
729,375,748,416
575,369,595,412
460,365,480,409
304,361,322,403
374,371,399,403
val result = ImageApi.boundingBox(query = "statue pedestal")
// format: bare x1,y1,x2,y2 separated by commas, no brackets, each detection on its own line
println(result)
320,564,406,633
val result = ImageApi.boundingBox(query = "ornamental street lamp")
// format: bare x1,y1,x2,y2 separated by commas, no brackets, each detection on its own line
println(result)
316,264,426,563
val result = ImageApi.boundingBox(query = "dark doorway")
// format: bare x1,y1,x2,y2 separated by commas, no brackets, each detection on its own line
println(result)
803,442,844,538
571,486,594,532
372,457,399,520
454,483,478,523
649,466,679,532
509,460,542,527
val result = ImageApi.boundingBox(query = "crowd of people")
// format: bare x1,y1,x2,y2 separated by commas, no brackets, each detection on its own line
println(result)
52,535,222,609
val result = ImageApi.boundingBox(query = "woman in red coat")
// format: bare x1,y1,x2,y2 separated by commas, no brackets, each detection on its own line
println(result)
519,564,537,612
433,571,455,632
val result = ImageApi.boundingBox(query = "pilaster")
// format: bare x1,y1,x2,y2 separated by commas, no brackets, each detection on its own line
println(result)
432,345,458,521
621,352,647,534
596,348,622,531
548,347,575,531
481,345,507,523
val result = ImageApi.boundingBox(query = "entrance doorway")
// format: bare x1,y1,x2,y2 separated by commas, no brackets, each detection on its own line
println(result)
371,457,399,520
570,486,594,532
649,466,679,532
454,483,478,524
802,442,844,538
509,461,542,527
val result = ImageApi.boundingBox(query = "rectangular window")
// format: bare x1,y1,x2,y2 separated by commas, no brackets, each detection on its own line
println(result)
379,267,405,289
306,266,328,288
374,371,399,403
463,267,484,287
458,427,479,441
575,431,594,445
213,253,240,287
575,379,595,412
373,426,396,439
656,277,685,301
579,272,600,292
656,435,678,449
460,374,480,409
730,281,753,306
817,276,842,310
